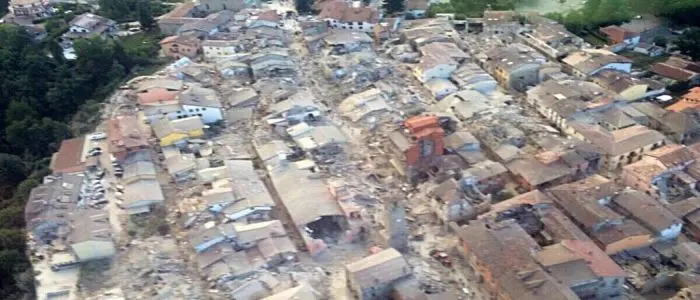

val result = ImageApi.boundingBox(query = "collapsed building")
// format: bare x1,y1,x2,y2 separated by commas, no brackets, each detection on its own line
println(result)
254,140,348,255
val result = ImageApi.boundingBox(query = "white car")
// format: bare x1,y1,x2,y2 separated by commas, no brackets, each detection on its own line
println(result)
90,132,107,141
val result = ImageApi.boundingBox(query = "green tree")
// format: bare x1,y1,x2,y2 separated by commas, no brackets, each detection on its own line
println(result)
0,153,27,190
99,0,133,20
136,0,156,29
653,35,667,47
383,0,405,15
673,27,700,60
295,0,312,14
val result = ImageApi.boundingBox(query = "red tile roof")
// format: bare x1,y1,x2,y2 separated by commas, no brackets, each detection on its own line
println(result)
50,137,86,174
108,116,148,154
599,25,638,44
136,88,180,105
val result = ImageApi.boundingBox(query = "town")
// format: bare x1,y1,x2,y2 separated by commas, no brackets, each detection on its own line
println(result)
3,0,700,299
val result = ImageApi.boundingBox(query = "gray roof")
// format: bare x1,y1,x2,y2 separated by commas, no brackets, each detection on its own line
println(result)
224,160,275,214
69,13,115,32
257,141,343,226
25,174,83,233
346,248,410,288
323,29,373,45
123,161,157,181
171,116,204,131
151,118,179,139
444,131,480,150
229,88,259,107
180,85,222,108
124,179,165,208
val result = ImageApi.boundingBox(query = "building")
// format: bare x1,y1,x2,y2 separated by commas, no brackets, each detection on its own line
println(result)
122,161,157,184
452,220,580,300
123,179,165,214
261,284,318,300
630,102,700,144
424,78,457,100
405,0,429,18
673,242,700,273
547,175,654,254
418,42,468,63
63,13,116,40
202,40,239,60
178,85,224,123
107,116,149,161
535,239,626,299
591,69,666,101
526,78,612,136
152,118,191,147
620,144,699,201
570,123,666,170
318,0,379,32
600,25,641,45
633,42,665,57
506,154,576,191
66,209,116,262
9,0,52,18
563,49,632,78
247,9,280,29
519,16,583,59
666,197,700,240
462,160,509,192
413,54,458,83
387,116,445,179
450,63,498,95
345,248,411,300
200,0,260,13
322,29,374,54
160,35,202,59
482,10,520,35
157,3,202,35
50,137,88,174
222,159,276,222
485,45,546,91
668,87,700,113
25,174,116,262
651,56,700,84
611,189,683,240
254,140,346,255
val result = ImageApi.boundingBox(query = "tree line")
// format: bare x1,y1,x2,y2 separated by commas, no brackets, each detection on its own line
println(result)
0,21,161,299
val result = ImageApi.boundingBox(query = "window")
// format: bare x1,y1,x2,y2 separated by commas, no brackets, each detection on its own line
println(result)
202,108,207,111
188,109,194,112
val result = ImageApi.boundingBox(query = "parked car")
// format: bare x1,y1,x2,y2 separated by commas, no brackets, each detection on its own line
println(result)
90,132,107,141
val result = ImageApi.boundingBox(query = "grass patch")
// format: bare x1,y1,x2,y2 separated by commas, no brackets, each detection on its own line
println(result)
581,33,608,46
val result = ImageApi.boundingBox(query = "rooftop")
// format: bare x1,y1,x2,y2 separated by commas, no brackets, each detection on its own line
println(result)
50,137,86,174
571,123,665,156
318,0,378,23
536,239,626,278
650,56,700,81
547,175,623,230
612,189,681,234
345,248,410,288
599,25,639,43
179,84,222,108
487,44,545,71
453,220,579,300
419,42,468,61
323,29,373,45
108,116,148,154
563,49,632,75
